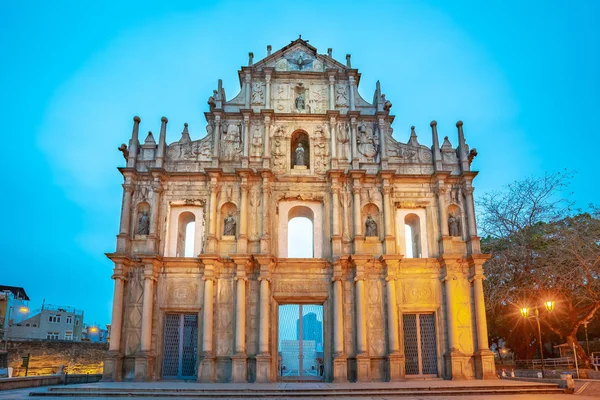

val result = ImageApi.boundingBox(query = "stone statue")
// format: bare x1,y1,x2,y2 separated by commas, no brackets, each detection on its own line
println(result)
137,211,150,235
295,143,306,166
357,123,378,158
295,93,305,110
448,215,460,237
365,215,377,237
224,214,236,236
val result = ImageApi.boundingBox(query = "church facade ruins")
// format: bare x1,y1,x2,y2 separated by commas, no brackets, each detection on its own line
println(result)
103,38,495,383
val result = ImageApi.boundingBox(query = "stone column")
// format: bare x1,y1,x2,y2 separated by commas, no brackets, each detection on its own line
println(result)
332,275,347,382
350,117,358,161
242,117,250,158
349,76,356,111
232,261,248,382
263,115,271,168
328,75,335,110
135,265,156,381
199,266,216,382
238,181,249,253
256,259,273,382
378,117,387,165
332,187,341,237
329,116,337,162
103,265,126,381
212,116,221,162
265,74,271,109
386,275,403,381
354,270,369,381
117,183,134,252
260,178,272,254
244,73,251,108
471,271,496,378
352,185,362,237
147,182,162,254
464,186,481,254
443,272,470,380
437,186,449,237
207,182,219,253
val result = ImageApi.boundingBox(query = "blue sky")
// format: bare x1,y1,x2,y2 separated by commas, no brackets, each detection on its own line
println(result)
1,1,598,326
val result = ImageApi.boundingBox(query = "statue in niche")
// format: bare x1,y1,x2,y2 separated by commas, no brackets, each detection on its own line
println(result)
295,93,305,110
251,82,264,105
337,122,350,160
137,211,150,235
448,214,461,237
357,123,378,158
222,124,241,161
251,127,262,157
335,85,348,106
365,215,377,237
295,143,306,166
223,214,236,236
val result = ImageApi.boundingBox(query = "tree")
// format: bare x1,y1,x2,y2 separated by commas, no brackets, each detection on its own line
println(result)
479,172,600,366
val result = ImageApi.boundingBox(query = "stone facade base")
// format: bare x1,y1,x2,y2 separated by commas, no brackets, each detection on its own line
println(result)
255,354,271,383
473,350,497,379
231,354,248,383
444,352,474,380
134,353,154,381
102,351,122,382
356,354,370,382
388,353,405,381
198,355,215,382
332,354,348,383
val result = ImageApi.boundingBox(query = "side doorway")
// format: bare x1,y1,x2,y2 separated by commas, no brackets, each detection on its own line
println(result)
403,313,439,377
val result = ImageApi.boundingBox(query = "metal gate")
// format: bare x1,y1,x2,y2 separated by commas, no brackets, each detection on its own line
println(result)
162,313,198,379
403,313,438,376
278,304,324,379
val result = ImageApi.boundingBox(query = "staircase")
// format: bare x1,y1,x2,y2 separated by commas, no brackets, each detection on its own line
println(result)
29,380,567,398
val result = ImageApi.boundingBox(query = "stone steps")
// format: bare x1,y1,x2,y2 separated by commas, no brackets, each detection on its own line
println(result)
31,383,566,397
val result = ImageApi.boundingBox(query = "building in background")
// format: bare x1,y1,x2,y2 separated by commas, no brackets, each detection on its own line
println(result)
8,304,84,341
0,286,30,332
82,324,109,343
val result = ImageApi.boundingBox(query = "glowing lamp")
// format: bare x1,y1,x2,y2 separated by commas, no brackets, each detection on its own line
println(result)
18,307,29,313
520,307,529,318
89,327,98,333
544,301,555,312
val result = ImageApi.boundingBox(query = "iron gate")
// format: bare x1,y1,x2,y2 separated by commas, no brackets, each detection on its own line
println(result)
403,313,438,376
162,313,198,379
278,304,324,379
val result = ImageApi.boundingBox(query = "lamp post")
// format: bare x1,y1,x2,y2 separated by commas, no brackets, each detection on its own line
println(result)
521,300,555,378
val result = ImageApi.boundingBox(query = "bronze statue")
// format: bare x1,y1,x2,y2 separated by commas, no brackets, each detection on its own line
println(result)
365,215,378,237
295,143,306,166
224,214,236,236
137,211,150,235
449,215,460,237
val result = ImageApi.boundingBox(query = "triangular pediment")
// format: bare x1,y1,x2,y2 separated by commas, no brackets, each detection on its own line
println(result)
252,38,347,72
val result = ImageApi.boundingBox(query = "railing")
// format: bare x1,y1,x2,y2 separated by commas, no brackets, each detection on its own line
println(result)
515,357,574,368
592,353,600,371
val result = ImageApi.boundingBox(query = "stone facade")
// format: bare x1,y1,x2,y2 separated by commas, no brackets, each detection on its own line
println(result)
103,38,495,383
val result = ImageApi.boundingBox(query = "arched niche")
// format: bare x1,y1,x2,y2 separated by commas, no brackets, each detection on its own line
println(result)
362,203,381,238
165,204,204,257
287,206,315,258
447,204,463,238
135,201,151,236
278,201,323,258
220,202,238,238
395,208,429,258
291,130,310,169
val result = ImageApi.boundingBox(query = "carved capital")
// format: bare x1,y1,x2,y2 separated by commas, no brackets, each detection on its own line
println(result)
265,74,271,84
123,184,134,193
244,73,251,83
469,273,485,283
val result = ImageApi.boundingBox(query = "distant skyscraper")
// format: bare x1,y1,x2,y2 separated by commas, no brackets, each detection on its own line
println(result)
296,312,323,348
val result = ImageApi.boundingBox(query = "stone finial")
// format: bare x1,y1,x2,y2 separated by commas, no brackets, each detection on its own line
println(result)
267,45,272,56
180,123,191,144
327,48,332,57
346,54,352,68
248,52,254,66
133,116,141,123
161,116,168,123
144,131,156,144
430,120,437,127
408,126,419,146
456,120,463,127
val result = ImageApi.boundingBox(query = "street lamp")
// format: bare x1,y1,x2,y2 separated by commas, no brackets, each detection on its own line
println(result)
520,300,555,378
